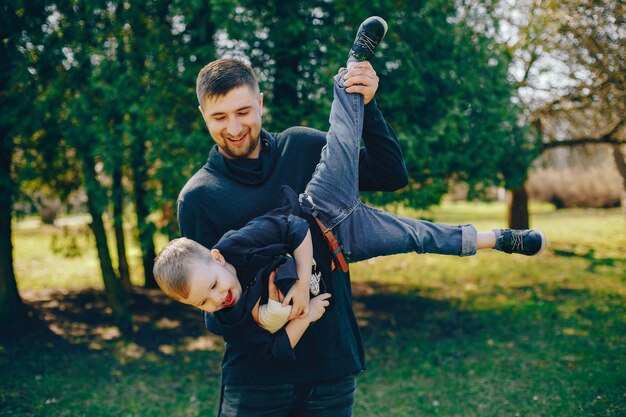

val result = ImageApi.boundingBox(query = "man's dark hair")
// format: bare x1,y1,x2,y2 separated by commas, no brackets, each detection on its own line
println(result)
196,58,259,106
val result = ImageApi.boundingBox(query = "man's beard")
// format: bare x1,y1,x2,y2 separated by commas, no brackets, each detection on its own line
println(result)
222,132,260,159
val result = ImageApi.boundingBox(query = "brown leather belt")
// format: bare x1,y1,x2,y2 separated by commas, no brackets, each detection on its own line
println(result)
314,217,349,273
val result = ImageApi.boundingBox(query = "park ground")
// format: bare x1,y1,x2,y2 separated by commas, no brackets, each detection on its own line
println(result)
1,202,625,416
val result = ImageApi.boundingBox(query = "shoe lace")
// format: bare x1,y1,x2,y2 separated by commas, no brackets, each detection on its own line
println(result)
510,230,524,252
355,33,379,54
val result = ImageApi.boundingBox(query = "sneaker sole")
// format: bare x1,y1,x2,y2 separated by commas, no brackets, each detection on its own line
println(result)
535,230,547,255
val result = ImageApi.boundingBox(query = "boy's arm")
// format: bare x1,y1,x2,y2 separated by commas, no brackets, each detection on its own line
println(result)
283,293,331,347
281,230,312,319
249,292,332,358
218,292,329,362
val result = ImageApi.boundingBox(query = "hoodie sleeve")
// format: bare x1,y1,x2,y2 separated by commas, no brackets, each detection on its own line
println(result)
214,210,310,268
178,198,221,249
357,98,409,192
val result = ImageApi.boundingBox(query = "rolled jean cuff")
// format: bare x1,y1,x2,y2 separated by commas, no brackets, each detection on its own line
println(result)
459,224,477,256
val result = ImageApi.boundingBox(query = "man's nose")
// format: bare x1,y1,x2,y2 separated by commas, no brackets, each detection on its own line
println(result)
225,118,243,137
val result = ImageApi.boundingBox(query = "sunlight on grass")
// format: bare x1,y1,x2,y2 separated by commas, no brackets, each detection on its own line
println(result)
351,204,626,309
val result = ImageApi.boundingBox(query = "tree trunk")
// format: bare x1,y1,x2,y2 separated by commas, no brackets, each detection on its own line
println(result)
130,140,157,288
0,130,24,331
508,186,530,229
112,166,132,291
611,144,626,215
82,156,132,332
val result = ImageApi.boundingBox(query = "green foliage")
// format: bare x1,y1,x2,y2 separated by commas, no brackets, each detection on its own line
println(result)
209,0,539,209
369,0,538,204
11,0,541,221
6,0,544,323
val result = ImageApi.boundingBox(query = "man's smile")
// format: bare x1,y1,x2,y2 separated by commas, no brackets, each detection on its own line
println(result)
226,132,248,146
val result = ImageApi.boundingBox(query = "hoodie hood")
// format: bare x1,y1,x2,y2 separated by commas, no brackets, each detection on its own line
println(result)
205,130,279,185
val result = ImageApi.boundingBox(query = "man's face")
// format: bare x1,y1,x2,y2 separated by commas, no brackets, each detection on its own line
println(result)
199,86,264,159
182,254,242,313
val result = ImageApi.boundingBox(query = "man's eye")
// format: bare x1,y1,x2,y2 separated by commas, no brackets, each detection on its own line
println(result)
238,111,249,116
214,116,225,121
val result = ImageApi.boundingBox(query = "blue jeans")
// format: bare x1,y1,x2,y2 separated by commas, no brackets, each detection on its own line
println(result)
218,375,356,417
302,73,477,262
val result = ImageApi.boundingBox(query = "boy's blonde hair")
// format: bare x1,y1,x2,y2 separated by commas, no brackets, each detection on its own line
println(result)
153,237,213,300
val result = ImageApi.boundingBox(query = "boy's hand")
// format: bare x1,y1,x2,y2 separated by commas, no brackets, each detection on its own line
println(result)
338,61,379,104
306,293,331,323
283,279,310,320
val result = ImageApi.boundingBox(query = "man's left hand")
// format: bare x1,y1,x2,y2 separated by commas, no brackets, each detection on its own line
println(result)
339,61,379,105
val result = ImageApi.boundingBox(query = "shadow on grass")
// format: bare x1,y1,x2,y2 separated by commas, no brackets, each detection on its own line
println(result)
353,281,485,341
2,288,218,355
4,280,624,354
552,247,626,272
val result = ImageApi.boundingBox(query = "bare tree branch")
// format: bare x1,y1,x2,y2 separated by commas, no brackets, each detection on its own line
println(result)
543,119,626,149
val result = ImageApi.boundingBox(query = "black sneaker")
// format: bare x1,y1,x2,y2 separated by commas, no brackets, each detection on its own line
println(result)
349,16,388,62
494,229,546,256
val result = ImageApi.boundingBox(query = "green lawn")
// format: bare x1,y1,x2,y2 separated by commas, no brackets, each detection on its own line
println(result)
2,203,625,416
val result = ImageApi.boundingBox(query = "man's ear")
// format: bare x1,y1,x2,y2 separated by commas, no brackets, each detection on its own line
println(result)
210,249,225,265
198,104,205,118
258,92,264,116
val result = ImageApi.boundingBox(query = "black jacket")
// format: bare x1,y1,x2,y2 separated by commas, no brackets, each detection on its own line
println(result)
178,99,408,385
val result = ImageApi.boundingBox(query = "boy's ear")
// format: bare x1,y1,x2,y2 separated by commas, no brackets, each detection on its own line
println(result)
210,249,225,265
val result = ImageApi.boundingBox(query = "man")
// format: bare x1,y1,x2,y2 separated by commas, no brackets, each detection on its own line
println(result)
178,17,405,417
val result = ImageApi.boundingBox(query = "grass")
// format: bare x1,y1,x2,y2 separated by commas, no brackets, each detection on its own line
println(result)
2,202,625,416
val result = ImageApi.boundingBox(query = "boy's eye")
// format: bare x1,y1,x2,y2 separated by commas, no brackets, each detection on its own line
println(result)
211,281,217,290
238,111,249,116
213,116,225,121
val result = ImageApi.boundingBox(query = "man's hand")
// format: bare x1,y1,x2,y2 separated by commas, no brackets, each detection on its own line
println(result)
282,279,310,320
267,271,284,303
339,61,379,105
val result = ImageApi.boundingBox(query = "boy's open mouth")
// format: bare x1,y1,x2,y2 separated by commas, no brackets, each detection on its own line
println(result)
222,290,235,307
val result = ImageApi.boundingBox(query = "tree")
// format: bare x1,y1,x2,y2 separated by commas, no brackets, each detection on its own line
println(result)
212,0,534,211
499,0,625,222
118,0,218,285
361,0,534,209
0,1,51,330
48,1,133,330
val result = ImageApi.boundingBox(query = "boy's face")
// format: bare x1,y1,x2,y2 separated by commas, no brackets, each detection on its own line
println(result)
182,251,242,313
199,85,264,160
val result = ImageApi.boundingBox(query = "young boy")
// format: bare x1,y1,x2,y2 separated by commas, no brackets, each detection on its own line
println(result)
154,16,546,361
